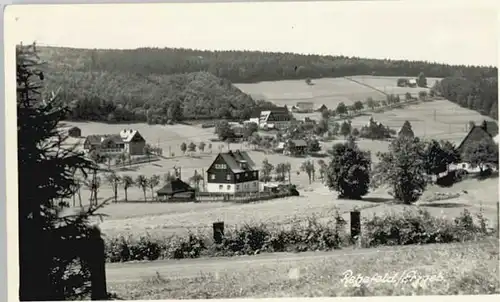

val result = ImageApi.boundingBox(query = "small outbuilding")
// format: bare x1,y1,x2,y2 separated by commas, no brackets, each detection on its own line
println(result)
156,178,196,202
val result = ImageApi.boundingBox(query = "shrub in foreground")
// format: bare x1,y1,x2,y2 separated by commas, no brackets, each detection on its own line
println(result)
361,208,491,247
104,208,492,263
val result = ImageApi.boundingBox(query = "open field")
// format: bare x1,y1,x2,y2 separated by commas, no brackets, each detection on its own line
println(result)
108,239,499,298
235,75,442,108
80,176,499,239
60,96,498,239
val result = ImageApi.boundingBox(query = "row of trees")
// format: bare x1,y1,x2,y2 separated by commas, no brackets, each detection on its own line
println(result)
82,168,207,204
324,133,498,204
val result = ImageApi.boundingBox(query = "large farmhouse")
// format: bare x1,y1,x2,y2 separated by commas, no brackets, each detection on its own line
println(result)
206,150,259,194
248,106,291,130
259,108,292,130
83,129,146,156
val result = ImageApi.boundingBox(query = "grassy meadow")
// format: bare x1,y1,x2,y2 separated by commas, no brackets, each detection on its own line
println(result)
234,75,442,107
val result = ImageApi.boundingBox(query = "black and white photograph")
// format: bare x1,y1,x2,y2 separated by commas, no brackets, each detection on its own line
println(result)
6,0,500,300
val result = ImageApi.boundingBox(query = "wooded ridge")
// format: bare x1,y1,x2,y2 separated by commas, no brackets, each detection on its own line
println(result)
38,46,498,122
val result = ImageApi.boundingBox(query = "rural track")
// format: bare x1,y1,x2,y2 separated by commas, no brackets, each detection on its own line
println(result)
343,77,388,96
105,240,498,284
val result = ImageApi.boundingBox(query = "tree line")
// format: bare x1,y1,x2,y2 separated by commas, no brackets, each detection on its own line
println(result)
39,46,498,123
40,46,497,82
433,77,498,120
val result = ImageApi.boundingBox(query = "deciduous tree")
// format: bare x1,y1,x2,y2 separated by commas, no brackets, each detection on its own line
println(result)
372,137,428,204
325,139,371,199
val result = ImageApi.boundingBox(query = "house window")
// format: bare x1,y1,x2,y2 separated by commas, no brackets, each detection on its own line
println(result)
226,174,231,181
215,164,227,169
236,174,240,179
245,173,248,177
462,164,466,168
253,172,257,177
227,185,231,190
219,185,223,190
253,182,257,187
210,174,215,180
236,185,240,190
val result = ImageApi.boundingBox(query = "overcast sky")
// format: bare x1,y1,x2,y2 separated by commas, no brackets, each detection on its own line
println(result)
6,0,499,66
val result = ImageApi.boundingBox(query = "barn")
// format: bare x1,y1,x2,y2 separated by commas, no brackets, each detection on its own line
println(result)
156,178,195,201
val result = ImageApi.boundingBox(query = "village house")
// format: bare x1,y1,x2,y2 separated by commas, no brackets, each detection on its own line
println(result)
450,121,498,173
296,101,315,113
249,105,291,128
83,129,146,156
259,107,292,130
67,126,82,138
284,139,308,156
206,150,259,194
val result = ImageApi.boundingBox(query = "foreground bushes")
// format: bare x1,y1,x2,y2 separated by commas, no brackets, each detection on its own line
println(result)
104,208,493,263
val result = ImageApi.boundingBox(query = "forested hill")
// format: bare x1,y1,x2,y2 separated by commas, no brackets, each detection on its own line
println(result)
39,46,497,82
42,70,265,124
38,46,498,122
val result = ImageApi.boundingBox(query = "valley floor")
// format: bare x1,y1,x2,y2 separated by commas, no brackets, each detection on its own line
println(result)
94,177,499,239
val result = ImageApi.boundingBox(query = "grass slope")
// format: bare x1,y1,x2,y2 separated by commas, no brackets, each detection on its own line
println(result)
108,240,499,298
235,76,441,108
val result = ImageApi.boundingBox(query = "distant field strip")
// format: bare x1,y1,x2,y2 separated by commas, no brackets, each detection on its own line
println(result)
343,76,388,96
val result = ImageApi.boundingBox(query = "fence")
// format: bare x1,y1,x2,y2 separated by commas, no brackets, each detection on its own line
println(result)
195,190,294,203
116,190,295,204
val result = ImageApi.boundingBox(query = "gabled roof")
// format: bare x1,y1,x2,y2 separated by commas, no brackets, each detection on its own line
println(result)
482,121,498,137
120,129,143,143
216,150,257,173
157,178,194,195
457,123,495,153
250,106,289,118
316,104,328,111
101,135,123,145
85,135,105,145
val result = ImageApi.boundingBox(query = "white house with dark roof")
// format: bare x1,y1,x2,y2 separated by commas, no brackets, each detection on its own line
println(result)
83,129,146,156
259,109,292,130
206,150,260,194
